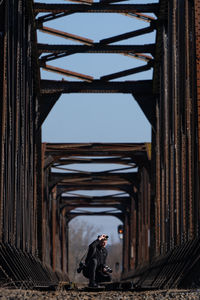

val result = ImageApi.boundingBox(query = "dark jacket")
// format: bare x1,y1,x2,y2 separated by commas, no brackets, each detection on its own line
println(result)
85,239,108,268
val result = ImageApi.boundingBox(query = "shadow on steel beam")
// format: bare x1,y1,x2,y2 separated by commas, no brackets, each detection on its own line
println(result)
0,243,69,290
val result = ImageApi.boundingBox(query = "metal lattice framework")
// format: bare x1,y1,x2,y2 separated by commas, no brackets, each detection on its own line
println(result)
44,143,150,221
34,0,157,106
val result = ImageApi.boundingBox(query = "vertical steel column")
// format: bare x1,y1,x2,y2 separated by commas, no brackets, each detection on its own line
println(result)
193,0,200,235
51,187,57,272
61,208,67,273
154,0,199,259
163,21,170,251
155,99,161,255
0,0,5,243
129,195,136,270
0,0,40,253
195,0,200,170
40,143,46,262
66,218,69,274
123,212,130,273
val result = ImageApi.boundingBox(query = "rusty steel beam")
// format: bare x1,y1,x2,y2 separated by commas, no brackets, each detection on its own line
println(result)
61,196,130,202
42,142,149,281
36,12,76,25
100,62,153,81
42,64,94,82
38,43,155,55
66,211,123,220
39,93,61,127
38,44,155,64
38,26,94,45
44,142,149,156
40,79,153,94
34,3,159,14
123,53,153,62
65,0,94,4
57,184,133,195
48,157,143,167
133,94,156,128
99,25,155,45
36,11,156,24
52,157,136,166
121,12,156,22
60,200,130,210
49,172,138,189
62,203,123,208
53,165,137,174
56,180,137,190
100,0,128,3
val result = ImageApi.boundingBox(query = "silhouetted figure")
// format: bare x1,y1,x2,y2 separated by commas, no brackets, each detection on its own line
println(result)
83,234,112,287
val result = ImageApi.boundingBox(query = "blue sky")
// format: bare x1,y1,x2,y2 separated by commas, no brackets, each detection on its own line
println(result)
36,0,157,241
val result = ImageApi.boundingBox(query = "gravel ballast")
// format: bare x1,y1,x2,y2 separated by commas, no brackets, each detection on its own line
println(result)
0,288,200,299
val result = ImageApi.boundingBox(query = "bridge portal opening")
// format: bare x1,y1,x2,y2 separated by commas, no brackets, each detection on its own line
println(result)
37,0,155,285
68,215,123,283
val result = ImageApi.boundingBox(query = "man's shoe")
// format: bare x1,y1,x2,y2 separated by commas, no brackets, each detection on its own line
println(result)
88,282,100,288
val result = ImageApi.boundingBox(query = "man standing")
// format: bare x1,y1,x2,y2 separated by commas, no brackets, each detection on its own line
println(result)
83,234,112,287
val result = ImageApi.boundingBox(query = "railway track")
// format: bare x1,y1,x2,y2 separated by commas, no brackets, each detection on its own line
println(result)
0,286,200,300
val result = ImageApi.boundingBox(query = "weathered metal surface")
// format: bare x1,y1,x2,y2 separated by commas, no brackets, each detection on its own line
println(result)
124,0,200,288
42,143,150,274
0,0,200,290
101,62,153,81
40,79,153,94
38,44,155,56
34,3,159,14
42,64,94,82
154,0,199,253
38,26,94,45
100,26,155,45
0,0,67,287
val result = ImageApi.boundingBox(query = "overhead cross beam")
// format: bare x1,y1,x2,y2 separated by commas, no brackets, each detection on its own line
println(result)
56,185,133,196
65,0,94,5
40,79,153,94
66,211,124,221
34,3,159,14
38,44,155,56
36,11,156,25
44,143,150,195
44,142,149,156
52,157,136,166
49,171,139,189
61,196,131,202
60,196,131,208
55,178,138,189
100,0,129,4
36,6,156,98
44,143,149,219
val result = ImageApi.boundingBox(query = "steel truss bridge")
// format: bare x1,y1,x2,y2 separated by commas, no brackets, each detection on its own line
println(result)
0,0,200,289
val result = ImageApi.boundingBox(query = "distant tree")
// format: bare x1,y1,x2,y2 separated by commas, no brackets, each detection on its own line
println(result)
68,219,122,283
